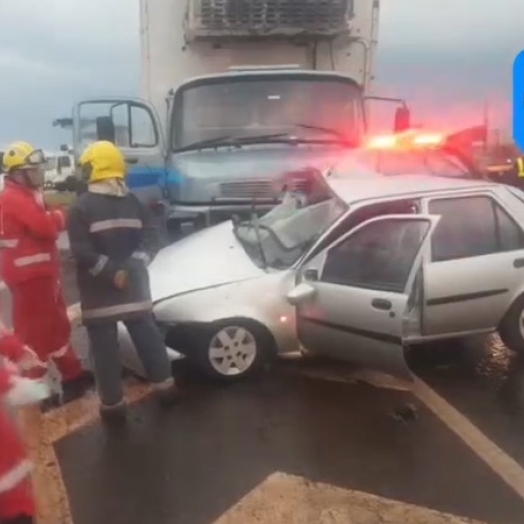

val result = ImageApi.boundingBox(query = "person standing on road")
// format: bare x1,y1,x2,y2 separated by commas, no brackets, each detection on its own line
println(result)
0,324,50,524
503,154,524,189
67,141,178,424
0,142,88,402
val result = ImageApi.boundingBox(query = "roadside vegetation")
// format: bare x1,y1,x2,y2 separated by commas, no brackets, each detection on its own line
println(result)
44,190,76,209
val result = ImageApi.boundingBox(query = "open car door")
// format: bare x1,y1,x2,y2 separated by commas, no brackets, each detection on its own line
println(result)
287,214,440,381
71,97,167,205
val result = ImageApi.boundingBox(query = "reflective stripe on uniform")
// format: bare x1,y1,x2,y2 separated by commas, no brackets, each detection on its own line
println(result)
131,251,150,264
0,239,19,248
0,459,32,494
82,300,153,320
89,255,109,276
13,253,51,267
90,218,142,233
49,345,69,359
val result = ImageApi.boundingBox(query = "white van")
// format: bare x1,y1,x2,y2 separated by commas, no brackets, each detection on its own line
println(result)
44,151,74,189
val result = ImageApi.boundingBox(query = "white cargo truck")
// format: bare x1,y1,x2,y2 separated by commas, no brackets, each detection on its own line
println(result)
58,0,410,234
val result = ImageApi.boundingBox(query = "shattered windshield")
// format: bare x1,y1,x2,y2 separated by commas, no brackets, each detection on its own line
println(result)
172,76,363,150
233,192,348,270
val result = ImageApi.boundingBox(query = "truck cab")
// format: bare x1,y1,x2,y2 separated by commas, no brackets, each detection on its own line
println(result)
60,0,409,234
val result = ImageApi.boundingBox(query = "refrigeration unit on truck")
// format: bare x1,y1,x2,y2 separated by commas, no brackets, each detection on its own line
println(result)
57,0,411,233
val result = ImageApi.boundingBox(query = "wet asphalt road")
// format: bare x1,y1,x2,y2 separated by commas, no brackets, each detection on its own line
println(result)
4,247,524,523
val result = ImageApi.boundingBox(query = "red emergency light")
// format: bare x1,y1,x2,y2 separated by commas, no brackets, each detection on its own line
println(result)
366,131,446,150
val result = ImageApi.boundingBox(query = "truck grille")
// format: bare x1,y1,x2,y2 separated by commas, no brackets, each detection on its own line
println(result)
219,179,274,199
196,0,351,34
219,178,309,199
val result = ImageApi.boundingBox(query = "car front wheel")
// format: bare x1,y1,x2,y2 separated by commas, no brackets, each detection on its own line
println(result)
499,295,524,356
194,320,274,381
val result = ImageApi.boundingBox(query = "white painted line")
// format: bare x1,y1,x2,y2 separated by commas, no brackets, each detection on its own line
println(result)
212,472,489,524
66,302,81,323
412,377,524,502
296,368,524,504
12,284,524,505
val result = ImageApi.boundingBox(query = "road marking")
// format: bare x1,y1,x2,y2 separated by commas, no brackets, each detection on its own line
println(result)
412,377,524,501
18,406,73,524
66,302,81,324
43,380,151,442
12,299,524,520
296,367,524,505
212,472,490,524
18,379,152,524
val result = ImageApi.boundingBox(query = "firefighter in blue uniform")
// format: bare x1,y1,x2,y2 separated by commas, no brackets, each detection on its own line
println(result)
66,141,178,424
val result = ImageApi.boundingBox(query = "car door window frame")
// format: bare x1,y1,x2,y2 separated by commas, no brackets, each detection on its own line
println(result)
424,192,524,263
300,197,423,267
300,214,436,295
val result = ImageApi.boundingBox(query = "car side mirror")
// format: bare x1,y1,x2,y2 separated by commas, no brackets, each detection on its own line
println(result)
304,268,318,281
394,106,411,133
286,283,316,306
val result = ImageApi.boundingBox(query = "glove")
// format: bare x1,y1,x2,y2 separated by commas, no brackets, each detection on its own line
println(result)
5,377,50,407
114,270,129,290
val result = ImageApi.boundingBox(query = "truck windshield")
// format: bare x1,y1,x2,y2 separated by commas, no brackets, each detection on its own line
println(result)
173,77,363,150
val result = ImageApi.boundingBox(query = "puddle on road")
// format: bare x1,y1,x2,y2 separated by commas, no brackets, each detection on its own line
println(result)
408,335,524,419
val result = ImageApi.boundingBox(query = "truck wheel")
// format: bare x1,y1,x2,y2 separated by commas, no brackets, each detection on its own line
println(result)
499,295,524,356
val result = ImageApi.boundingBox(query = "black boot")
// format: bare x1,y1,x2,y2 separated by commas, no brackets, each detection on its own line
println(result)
99,400,127,425
61,371,95,404
153,379,180,407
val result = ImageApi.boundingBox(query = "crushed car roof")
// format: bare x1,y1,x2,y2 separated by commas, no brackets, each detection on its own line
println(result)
326,173,498,204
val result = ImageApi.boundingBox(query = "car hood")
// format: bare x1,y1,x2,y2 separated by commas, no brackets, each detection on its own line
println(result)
148,221,264,303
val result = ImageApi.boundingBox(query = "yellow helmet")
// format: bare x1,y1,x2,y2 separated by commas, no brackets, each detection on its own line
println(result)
2,141,45,172
79,141,126,183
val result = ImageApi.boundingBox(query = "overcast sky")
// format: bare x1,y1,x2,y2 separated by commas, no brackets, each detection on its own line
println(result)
0,0,522,150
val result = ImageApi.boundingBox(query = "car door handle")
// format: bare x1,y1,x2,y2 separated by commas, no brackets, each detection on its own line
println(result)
514,258,524,268
371,298,392,311
125,157,138,164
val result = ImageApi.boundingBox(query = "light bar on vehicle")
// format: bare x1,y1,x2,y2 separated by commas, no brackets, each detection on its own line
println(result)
366,131,445,150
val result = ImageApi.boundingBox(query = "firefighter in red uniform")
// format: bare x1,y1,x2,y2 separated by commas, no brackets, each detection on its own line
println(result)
0,326,49,524
0,141,89,401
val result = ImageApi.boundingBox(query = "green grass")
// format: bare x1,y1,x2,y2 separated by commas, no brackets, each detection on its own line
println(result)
44,191,76,209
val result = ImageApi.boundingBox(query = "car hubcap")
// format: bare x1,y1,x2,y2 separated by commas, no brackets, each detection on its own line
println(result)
208,326,257,376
